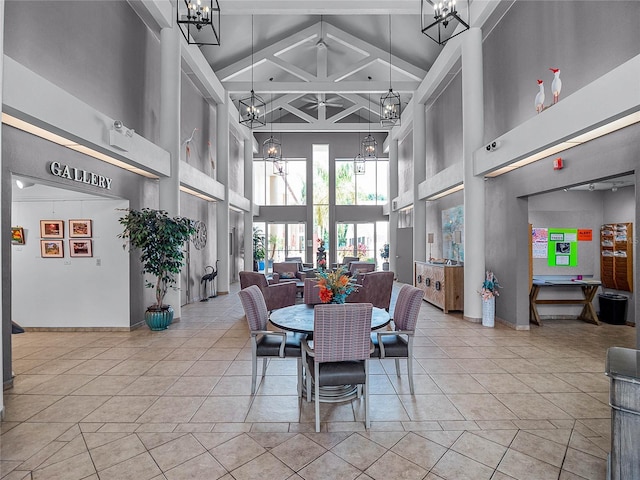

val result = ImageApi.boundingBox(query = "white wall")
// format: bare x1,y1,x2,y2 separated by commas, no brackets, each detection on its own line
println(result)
12,197,130,328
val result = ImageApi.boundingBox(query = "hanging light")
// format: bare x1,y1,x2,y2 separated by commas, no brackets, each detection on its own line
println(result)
273,159,287,176
380,15,401,127
239,16,266,128
263,82,281,161
176,0,221,46
421,0,470,46
362,77,377,161
354,102,365,175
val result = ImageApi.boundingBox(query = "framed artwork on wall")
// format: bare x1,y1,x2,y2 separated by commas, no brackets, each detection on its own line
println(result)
69,239,92,257
11,227,25,245
40,220,64,238
69,219,92,238
41,240,64,258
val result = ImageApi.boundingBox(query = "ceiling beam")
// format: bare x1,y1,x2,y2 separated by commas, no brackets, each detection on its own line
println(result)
252,122,390,133
217,1,420,15
224,81,419,94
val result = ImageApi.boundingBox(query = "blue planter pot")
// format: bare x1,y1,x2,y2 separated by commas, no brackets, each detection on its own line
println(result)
145,306,174,331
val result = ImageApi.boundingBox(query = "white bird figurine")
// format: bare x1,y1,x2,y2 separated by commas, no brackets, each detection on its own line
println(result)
549,68,562,104
535,79,545,114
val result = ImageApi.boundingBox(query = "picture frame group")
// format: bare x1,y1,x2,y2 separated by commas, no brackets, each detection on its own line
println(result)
38,219,94,258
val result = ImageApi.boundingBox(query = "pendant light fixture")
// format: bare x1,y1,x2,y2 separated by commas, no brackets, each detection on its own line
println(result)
239,16,266,128
263,79,281,162
177,0,221,46
380,15,401,127
273,107,287,176
361,76,377,161
354,107,365,175
421,0,470,46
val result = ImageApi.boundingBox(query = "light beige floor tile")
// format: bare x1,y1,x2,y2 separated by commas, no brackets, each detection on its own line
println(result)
2,394,63,422
447,394,518,421
96,451,162,480
183,360,232,376
358,431,407,449
164,376,220,396
137,396,206,424
83,432,130,449
299,400,357,424
209,433,266,471
497,449,560,480
353,394,410,423
31,451,96,480
561,447,607,480
451,431,507,468
104,360,159,376
541,392,610,419
116,376,178,396
416,358,466,374
453,359,507,374
191,396,253,423
28,396,108,423
494,393,573,420
389,431,447,470
192,432,243,450
163,452,226,480
211,375,254,395
8,374,57,394
70,375,136,395
247,432,296,448
431,450,495,480
230,452,294,480
137,432,189,450
88,433,147,471
149,434,206,471
82,396,157,423
470,373,535,394
513,373,581,393
398,394,464,421
63,359,124,376
299,451,362,480
430,374,489,394
414,430,463,448
144,361,196,377
331,433,387,470
510,430,567,467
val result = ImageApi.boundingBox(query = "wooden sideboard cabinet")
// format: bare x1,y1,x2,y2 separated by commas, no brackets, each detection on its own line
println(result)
414,262,464,313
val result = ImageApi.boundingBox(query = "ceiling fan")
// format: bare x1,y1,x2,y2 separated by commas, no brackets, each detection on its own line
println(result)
302,93,344,110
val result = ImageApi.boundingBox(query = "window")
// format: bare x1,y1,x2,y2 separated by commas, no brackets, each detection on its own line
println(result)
313,145,329,265
336,221,388,266
335,159,388,205
253,159,306,206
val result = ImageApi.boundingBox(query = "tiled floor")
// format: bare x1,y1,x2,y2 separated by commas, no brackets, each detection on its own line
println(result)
1,283,635,480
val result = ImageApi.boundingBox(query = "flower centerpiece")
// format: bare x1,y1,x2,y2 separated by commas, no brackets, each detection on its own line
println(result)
316,266,357,304
479,270,500,300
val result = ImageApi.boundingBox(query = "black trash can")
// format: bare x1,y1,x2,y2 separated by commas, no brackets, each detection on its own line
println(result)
599,294,628,325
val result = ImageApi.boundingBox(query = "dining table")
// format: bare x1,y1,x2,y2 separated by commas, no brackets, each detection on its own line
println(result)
269,303,391,402
269,303,391,334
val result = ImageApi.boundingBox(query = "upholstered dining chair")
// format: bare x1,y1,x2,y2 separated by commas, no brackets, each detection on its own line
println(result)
303,303,373,432
239,271,297,311
347,271,394,311
238,285,305,396
303,278,323,305
371,284,423,394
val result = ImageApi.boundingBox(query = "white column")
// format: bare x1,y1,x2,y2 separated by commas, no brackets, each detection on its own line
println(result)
0,0,6,416
216,101,230,294
388,138,399,274
462,27,485,321
413,103,426,263
157,26,182,315
244,139,254,272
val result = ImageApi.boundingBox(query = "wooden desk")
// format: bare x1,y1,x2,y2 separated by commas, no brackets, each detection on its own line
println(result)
529,280,601,326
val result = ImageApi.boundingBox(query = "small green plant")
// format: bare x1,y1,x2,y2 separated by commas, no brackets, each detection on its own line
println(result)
119,208,195,310
380,243,390,260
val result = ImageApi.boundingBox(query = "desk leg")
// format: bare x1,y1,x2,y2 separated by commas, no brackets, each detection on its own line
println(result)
578,286,601,326
529,285,542,326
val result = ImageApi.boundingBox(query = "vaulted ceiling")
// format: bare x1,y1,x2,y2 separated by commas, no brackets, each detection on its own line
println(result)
192,1,450,132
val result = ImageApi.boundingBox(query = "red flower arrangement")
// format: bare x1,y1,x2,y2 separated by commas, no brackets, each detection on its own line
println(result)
316,266,356,304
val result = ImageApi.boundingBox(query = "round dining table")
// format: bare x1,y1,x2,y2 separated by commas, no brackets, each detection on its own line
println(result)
269,303,391,334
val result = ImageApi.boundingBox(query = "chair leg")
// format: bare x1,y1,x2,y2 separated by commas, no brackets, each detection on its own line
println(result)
364,360,370,429
407,356,414,395
314,363,321,432
262,357,268,379
296,358,303,398
251,354,257,395
395,358,401,378
306,365,312,402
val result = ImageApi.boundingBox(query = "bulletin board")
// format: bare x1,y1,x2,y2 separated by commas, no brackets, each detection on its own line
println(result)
547,228,578,267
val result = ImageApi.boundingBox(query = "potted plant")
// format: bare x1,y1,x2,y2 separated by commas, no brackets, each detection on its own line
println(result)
380,243,390,271
119,208,196,330
253,227,265,271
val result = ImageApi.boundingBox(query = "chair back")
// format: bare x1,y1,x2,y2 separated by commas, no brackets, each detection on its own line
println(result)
239,271,269,290
304,278,323,305
285,257,304,271
360,271,394,310
342,256,359,267
393,285,423,332
238,285,269,332
314,303,372,363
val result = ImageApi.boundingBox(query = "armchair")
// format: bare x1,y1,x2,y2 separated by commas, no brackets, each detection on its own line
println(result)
371,284,423,394
239,271,297,311
238,285,305,395
347,271,394,311
285,256,314,272
348,261,376,277
303,303,373,432
272,261,306,282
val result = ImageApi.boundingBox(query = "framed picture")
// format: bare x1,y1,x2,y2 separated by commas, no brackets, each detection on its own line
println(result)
69,219,92,238
69,239,92,257
40,220,64,238
41,240,64,258
11,227,25,245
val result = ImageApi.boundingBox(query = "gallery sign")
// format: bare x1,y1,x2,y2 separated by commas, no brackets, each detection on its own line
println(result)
49,161,113,190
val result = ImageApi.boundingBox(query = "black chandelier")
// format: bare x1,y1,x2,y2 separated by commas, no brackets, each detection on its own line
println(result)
380,15,401,127
263,88,282,162
421,0,470,46
177,0,221,46
362,77,377,161
239,16,266,128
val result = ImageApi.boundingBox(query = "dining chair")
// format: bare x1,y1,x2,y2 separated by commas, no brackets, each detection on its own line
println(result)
303,278,323,305
371,284,423,394
238,285,305,396
303,303,373,432
347,271,394,311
